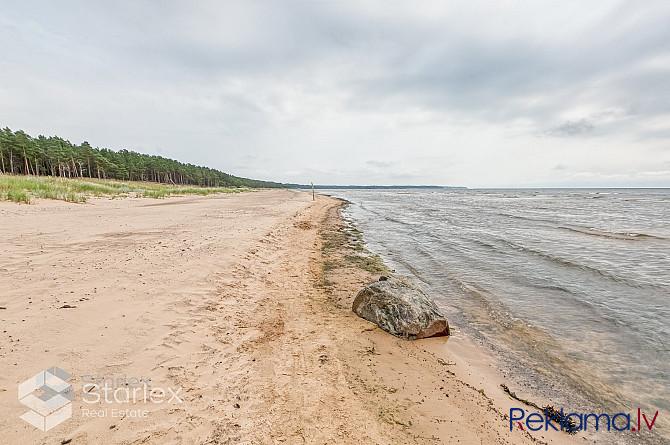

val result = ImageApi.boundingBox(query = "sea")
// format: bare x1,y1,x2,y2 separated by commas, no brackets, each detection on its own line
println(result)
323,188,669,443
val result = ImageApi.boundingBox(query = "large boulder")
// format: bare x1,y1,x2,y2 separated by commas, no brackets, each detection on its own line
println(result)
352,275,449,339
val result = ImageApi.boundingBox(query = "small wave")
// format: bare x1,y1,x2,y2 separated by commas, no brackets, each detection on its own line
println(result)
383,214,413,227
393,257,433,285
500,239,653,290
560,226,668,241
496,212,556,225
472,238,509,255
533,284,572,293
497,212,530,220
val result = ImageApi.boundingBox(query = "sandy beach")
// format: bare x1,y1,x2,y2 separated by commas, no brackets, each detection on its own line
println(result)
0,190,583,444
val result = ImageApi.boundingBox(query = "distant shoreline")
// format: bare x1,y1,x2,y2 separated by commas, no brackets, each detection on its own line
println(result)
300,185,466,189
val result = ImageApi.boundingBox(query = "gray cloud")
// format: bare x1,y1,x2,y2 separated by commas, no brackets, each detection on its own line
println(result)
1,1,669,187
545,120,596,137
366,160,397,168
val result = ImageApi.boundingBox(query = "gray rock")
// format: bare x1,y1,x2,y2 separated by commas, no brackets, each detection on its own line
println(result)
352,275,449,339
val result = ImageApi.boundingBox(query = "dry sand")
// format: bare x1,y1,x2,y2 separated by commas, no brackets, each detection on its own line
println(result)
0,190,584,444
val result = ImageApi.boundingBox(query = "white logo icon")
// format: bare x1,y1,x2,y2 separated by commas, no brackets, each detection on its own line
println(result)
18,366,73,431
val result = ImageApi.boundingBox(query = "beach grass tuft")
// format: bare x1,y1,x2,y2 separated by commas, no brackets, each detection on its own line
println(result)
320,201,393,279
0,175,250,204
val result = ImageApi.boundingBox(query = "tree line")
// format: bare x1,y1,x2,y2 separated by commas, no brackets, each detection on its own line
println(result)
0,127,285,188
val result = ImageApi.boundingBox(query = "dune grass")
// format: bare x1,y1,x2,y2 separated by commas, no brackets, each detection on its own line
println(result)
0,175,251,204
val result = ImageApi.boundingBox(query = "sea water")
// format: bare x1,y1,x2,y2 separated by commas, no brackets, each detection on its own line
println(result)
324,188,669,442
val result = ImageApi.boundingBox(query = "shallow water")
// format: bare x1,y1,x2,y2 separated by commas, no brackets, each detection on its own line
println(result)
325,188,670,442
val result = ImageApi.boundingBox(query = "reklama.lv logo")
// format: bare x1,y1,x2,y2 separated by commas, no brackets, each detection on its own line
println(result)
510,407,659,433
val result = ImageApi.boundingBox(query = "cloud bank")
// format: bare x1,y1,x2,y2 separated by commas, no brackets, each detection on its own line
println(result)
1,0,669,187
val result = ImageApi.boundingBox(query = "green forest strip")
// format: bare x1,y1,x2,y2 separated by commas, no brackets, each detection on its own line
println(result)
0,126,285,188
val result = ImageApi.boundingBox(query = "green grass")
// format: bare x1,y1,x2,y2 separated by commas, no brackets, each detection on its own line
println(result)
320,202,393,276
0,175,251,204
344,253,390,274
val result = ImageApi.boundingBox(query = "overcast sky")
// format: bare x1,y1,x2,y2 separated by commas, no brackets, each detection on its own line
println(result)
2,1,670,187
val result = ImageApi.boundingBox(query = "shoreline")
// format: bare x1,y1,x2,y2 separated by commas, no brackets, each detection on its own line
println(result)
321,197,590,444
1,190,582,443
328,191,668,445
